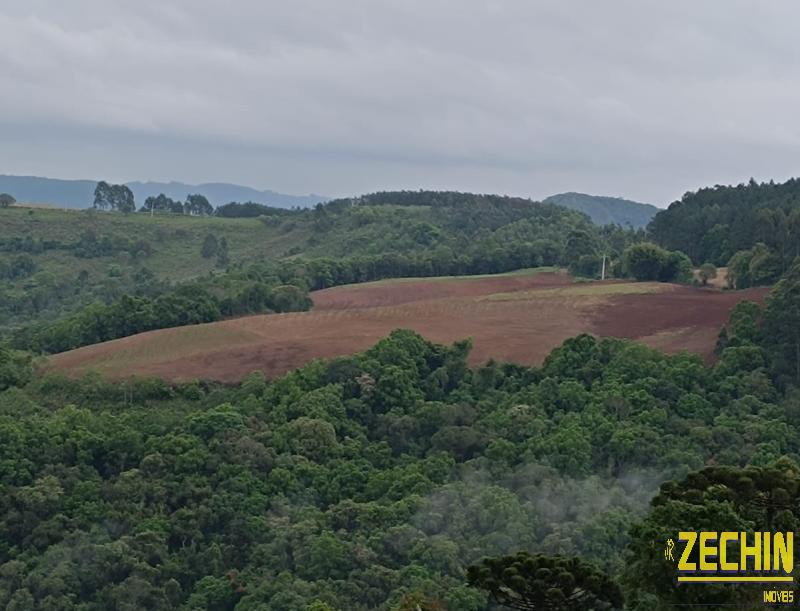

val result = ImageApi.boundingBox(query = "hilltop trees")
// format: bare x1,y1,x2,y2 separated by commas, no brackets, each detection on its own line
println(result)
141,193,183,215
648,178,800,277
112,191,215,216
93,181,136,213
185,194,214,216
215,201,293,218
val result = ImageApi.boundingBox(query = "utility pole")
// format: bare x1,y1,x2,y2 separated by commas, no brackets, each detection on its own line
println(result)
601,254,607,280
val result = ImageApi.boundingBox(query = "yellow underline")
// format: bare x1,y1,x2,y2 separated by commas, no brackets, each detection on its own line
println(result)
678,576,793,583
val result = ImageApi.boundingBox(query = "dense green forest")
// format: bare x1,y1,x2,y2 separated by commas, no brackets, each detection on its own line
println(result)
1,260,800,610
2,179,800,609
648,177,800,287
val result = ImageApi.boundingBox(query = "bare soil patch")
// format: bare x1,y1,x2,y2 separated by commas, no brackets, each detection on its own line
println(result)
312,268,573,310
47,272,770,383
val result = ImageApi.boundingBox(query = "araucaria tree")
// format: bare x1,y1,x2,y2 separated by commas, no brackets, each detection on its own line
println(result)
467,552,624,610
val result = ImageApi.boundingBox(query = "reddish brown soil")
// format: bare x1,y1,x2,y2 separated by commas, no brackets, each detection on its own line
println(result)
312,271,574,310
589,286,770,359
46,273,770,383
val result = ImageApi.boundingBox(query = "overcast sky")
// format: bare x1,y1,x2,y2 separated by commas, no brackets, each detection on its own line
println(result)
1,1,799,206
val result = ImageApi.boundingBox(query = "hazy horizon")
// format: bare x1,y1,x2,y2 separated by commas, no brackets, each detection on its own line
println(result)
0,172,664,207
3,1,800,206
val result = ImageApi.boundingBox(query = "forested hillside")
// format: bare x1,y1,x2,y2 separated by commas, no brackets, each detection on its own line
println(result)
648,178,800,287
0,192,645,347
2,182,800,609
543,192,659,229
1,260,799,609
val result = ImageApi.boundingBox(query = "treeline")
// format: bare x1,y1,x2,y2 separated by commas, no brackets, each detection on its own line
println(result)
0,228,154,260
327,190,548,211
304,192,647,277
716,260,800,388
215,201,296,218
321,190,588,233
649,177,800,287
94,180,297,219
1,264,800,608
11,270,312,354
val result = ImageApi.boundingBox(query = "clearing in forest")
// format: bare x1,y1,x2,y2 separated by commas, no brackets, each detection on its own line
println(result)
47,269,769,382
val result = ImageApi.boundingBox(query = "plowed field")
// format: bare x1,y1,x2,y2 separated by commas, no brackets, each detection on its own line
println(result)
47,269,769,382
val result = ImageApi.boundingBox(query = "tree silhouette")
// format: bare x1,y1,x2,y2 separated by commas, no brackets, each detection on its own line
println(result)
467,552,623,610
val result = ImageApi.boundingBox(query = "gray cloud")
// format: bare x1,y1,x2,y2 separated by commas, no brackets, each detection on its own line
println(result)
1,0,799,204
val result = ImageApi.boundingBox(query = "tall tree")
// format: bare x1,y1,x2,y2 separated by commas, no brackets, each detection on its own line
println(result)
141,193,179,214
93,181,113,210
622,242,668,281
185,194,214,216
93,182,135,213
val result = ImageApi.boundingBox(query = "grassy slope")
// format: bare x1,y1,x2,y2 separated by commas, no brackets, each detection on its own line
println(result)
2,206,307,281
1,202,492,285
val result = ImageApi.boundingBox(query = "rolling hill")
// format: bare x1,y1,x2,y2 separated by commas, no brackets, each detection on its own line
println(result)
544,192,659,228
0,193,608,333
47,269,769,383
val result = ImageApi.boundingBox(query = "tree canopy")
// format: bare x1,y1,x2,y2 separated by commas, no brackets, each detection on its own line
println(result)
467,552,623,610
93,181,136,213
648,177,800,284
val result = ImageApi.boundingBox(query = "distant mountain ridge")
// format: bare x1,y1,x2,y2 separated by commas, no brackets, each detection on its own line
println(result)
543,192,659,229
0,174,326,209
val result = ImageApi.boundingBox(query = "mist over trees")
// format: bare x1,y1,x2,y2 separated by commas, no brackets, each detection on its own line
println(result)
2,177,800,608
3,280,800,608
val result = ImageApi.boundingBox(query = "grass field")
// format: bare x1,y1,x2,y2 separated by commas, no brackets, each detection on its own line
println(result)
0,206,306,282
46,270,770,383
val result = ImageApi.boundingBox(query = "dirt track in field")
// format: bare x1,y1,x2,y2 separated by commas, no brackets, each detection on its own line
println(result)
46,271,770,383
